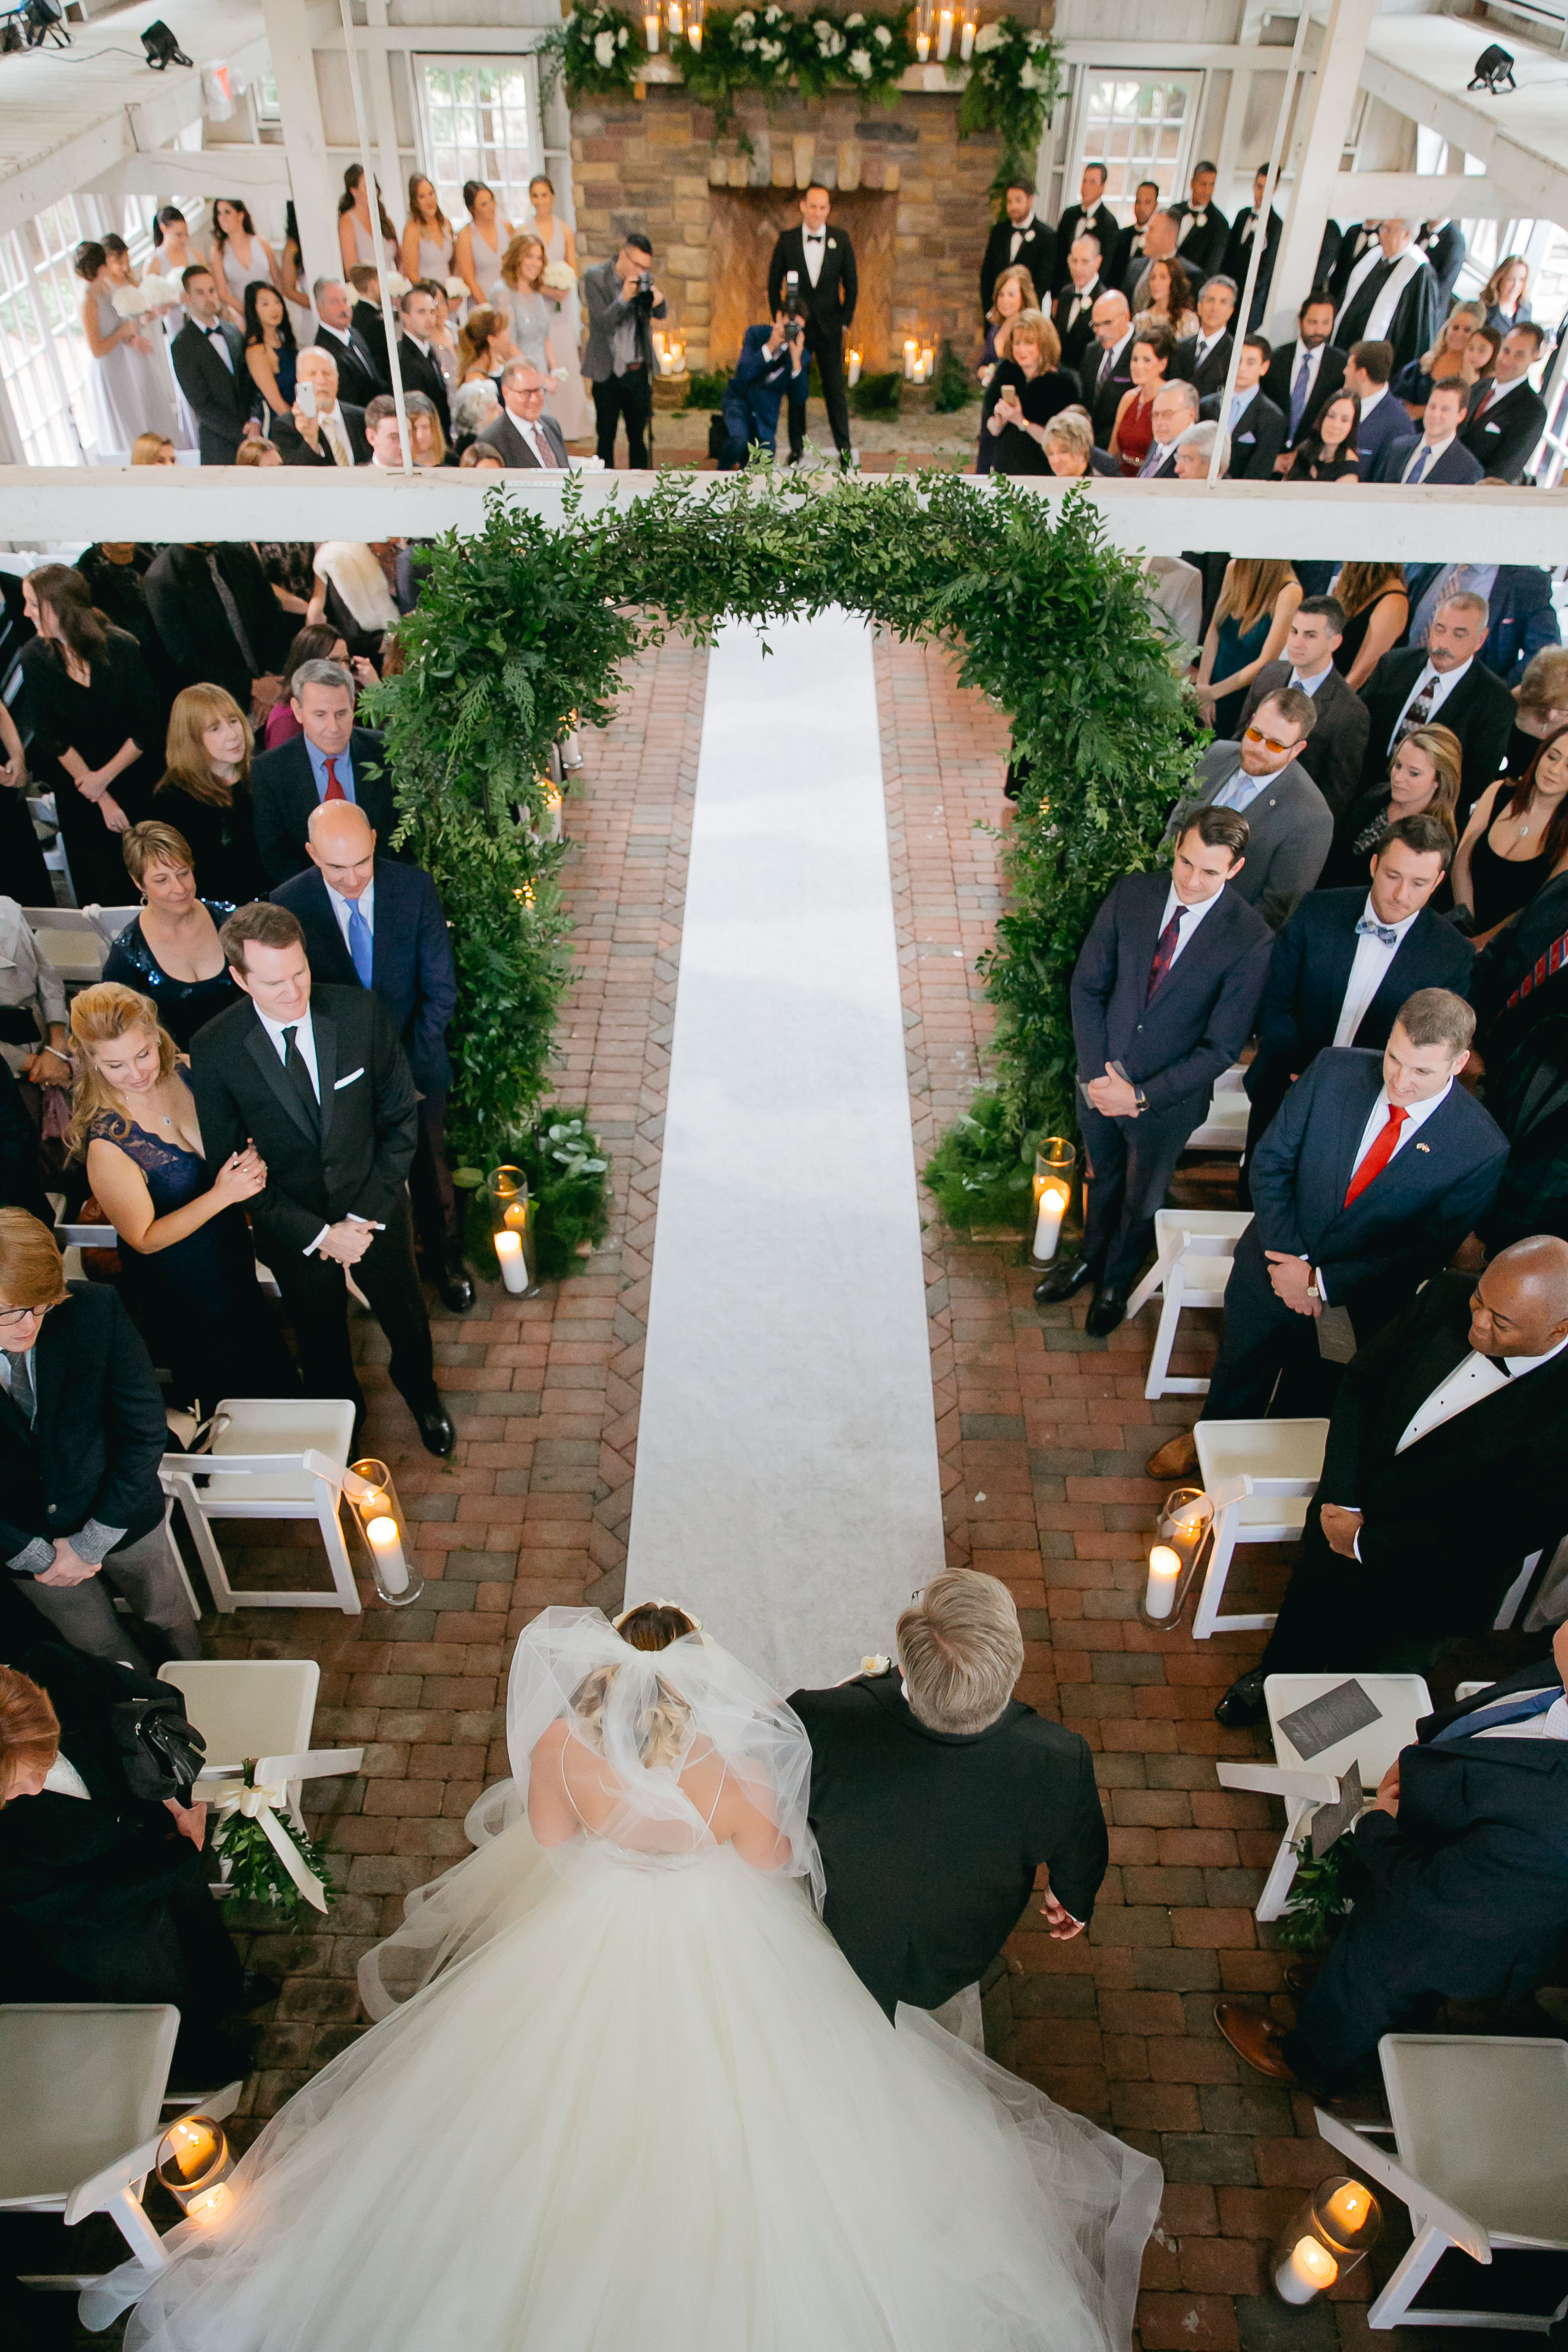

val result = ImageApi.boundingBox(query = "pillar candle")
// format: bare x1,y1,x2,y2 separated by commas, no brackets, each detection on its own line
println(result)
1032,1182,1067,1262
1275,2238,1337,2305
937,7,953,59
1143,1544,1181,1620
496,1229,528,1294
366,1513,410,1595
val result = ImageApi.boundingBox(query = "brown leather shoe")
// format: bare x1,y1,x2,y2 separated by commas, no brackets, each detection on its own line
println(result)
1146,1429,1200,1482
1215,2000,1301,2084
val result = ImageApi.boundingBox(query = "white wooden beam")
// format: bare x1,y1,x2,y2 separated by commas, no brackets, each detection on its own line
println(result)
1326,173,1513,218
85,149,295,200
1269,0,1376,333
263,0,339,284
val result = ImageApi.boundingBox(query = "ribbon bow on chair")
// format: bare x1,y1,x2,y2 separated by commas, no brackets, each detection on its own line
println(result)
210,1763,331,1912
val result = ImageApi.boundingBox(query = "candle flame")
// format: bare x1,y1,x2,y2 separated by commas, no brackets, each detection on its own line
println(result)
1325,2182,1371,2232
1148,1544,1180,1579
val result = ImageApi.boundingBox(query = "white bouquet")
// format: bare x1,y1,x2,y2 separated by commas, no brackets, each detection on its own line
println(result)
444,275,468,300
385,271,412,299
109,283,149,318
542,260,577,292
138,272,179,309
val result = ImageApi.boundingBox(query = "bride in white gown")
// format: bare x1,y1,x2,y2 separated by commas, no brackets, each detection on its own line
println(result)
115,1605,1161,2352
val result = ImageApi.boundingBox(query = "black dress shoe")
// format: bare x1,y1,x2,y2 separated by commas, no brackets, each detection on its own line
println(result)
1034,1258,1094,1306
438,1258,475,1313
1214,1668,1268,1728
1085,1288,1128,1339
416,1402,456,1457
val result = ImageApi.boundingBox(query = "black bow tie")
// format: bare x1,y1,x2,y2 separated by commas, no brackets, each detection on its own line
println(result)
805,233,824,244
204,325,224,337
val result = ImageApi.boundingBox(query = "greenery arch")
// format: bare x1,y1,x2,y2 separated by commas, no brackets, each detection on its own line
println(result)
364,472,1206,1262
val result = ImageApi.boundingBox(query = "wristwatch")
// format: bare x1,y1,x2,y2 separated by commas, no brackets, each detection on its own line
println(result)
1133,1086,1148,1113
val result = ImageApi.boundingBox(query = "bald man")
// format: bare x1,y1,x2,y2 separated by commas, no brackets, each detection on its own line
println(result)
1216,1240,1568,1725
270,346,371,468
271,801,471,1311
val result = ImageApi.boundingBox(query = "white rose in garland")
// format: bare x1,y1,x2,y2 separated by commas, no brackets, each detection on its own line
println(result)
848,45,872,74
594,30,615,64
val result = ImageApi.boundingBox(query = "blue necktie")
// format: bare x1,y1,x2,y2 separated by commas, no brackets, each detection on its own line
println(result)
1356,916,1399,949
1289,351,1312,438
1432,1685,1561,1743
347,899,374,988
1228,393,1244,432
1406,444,1430,485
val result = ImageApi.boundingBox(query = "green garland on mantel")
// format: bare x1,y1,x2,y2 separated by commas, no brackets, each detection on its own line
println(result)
370,470,1203,1259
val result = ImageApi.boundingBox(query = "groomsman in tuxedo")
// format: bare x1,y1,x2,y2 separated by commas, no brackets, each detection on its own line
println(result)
1237,597,1371,820
1417,217,1467,311
1216,1618,1568,2095
1173,160,1228,286
1053,236,1107,377
1329,218,1382,311
347,264,391,383
1460,323,1550,484
1334,219,1440,379
310,276,387,407
1054,162,1118,297
1199,335,1286,478
1357,592,1516,821
1111,181,1161,298
1221,166,1282,326
1239,812,1473,1168
190,902,455,1456
169,266,260,463
1151,995,1506,1477
980,179,1054,317
1172,275,1237,399
1035,807,1273,1337
1215,1241,1568,1726
390,281,451,443
1086,291,1136,447
1266,293,1345,469
768,184,857,467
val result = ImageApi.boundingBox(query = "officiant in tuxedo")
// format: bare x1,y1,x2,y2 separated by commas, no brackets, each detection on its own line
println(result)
789,1570,1108,2025
767,184,857,467
1333,219,1441,379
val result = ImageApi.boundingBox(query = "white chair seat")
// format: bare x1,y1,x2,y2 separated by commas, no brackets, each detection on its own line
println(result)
160,1397,362,1615
1127,1209,1253,1400
158,1658,319,1772
1183,1065,1251,1152
1190,1417,1328,1637
200,1398,358,1507
21,903,137,985
0,2005,176,2205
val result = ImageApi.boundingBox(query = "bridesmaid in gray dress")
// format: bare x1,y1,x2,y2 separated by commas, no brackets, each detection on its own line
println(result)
74,241,179,456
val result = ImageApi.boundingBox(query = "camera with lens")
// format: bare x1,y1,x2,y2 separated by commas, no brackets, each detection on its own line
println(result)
633,268,655,311
782,270,807,343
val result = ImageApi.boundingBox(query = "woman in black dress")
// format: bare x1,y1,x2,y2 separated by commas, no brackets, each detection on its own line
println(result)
1453,725,1568,945
153,684,269,905
101,821,238,1051
72,540,181,716
1284,390,1360,482
979,309,1080,477
18,565,159,909
1328,563,1410,696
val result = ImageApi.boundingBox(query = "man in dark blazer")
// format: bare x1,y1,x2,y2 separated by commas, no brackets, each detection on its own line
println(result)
981,179,1055,317
1054,162,1118,296
1181,1001,1507,1440
1218,1619,1568,2095
1174,161,1228,285
0,1213,199,1668
311,274,387,407
169,265,260,463
477,360,570,469
1109,179,1160,297
190,903,453,1455
1177,690,1333,930
1035,807,1274,1337
251,659,398,886
1460,324,1550,483
1417,217,1467,310
1240,813,1474,1165
1215,1243,1568,1726
1342,339,1409,472
1086,292,1135,447
389,281,451,443
1053,235,1107,377
272,798,471,1314
1221,168,1282,326
143,539,291,707
268,346,369,467
768,184,857,467
348,264,391,383
1401,561,1560,690
1199,336,1286,478
1264,293,1345,460
1373,382,1485,486
1473,867,1568,1073
1357,592,1517,823
1172,274,1237,399
1237,598,1370,821
789,1569,1109,2022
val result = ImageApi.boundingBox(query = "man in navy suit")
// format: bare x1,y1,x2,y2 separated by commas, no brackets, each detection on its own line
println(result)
1199,336,1286,479
1341,340,1408,473
716,314,807,467
1371,380,1484,485
271,799,471,1313
1218,1615,1568,2095
1401,560,1560,690
1035,807,1273,1338
1086,292,1136,447
252,660,399,885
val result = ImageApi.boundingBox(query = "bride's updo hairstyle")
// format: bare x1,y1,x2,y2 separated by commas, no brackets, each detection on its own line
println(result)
615,1601,697,1652
571,1605,700,1772
896,1569,1025,1736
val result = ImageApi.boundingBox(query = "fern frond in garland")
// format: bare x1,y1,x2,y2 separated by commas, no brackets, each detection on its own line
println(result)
1275,1839,1353,1953
213,1805,337,1928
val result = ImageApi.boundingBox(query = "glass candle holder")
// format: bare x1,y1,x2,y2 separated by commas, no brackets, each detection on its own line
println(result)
686,0,703,48
1271,2176,1382,2305
485,1165,538,1297
1028,1136,1077,1269
345,1458,423,1607
1138,1485,1214,1626
156,2114,234,2221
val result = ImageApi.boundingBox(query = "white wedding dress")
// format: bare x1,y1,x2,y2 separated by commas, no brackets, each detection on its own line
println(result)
115,1613,1160,2352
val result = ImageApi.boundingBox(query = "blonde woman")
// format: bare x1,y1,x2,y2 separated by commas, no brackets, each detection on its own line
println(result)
1329,563,1411,694
402,173,455,287
978,309,1077,476
979,263,1037,384
1398,299,1485,414
1321,725,1462,889
1195,559,1303,736
1481,253,1532,337
153,683,267,903
69,980,293,1412
1507,647,1568,779
403,389,449,467
131,432,176,466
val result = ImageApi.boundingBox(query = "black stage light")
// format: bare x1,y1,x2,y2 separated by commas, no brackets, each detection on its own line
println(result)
1469,42,1516,93
141,18,192,69
21,0,68,48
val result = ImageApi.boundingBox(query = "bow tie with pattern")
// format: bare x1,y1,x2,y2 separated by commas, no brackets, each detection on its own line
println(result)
1356,917,1399,948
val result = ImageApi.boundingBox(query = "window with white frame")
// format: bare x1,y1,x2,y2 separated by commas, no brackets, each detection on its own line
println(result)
416,58,543,231
1074,75,1202,222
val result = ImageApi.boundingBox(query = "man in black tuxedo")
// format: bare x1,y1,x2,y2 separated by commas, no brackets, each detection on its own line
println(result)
1215,1243,1568,1726
1265,293,1345,467
1237,598,1370,820
1218,1618,1568,2095
169,265,261,463
272,798,472,1314
1329,219,1380,310
1174,160,1228,286
788,1569,1109,2024
390,281,451,444
980,178,1054,317
190,903,453,1455
1417,217,1467,311
1221,167,1281,326
1035,807,1274,1338
1172,274,1237,399
1199,335,1286,478
1054,162,1118,298
1240,813,1474,1166
1460,323,1550,483
0,1212,200,1668
767,184,857,467
269,346,369,467
1085,290,1135,447
1110,179,1160,297
347,264,391,384
1052,234,1107,377
143,539,291,708
252,659,398,886
311,274,387,407
1358,592,1516,824
477,360,570,469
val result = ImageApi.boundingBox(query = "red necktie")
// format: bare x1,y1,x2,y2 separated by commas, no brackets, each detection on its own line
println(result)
1145,905,1186,1001
323,755,346,802
1344,1103,1408,1206
1507,925,1568,1010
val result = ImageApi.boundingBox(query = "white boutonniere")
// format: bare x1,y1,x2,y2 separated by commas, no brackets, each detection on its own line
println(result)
828,238,837,249
861,1654,891,1676
1415,1141,1430,1152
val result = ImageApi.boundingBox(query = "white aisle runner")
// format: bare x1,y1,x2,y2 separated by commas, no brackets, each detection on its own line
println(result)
624,612,946,1694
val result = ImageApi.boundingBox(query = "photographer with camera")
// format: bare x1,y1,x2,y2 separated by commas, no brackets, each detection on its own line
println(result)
581,231,668,470
767,185,858,468
716,309,808,469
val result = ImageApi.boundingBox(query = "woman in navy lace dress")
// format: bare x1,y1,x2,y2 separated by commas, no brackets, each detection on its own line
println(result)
68,981,297,1414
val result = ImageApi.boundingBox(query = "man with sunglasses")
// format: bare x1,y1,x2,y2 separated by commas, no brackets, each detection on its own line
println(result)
1175,687,1332,930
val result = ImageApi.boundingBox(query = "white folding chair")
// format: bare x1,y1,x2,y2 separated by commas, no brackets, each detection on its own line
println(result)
1215,1671,1431,1921
1126,1209,1252,1399
1181,1064,1250,1153
160,1397,362,1615
0,2002,240,2296
158,1657,363,1833
1191,1417,1329,1639
1318,2037,1568,2331
21,902,137,987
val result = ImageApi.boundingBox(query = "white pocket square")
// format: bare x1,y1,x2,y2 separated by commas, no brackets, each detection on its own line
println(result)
334,1067,365,1089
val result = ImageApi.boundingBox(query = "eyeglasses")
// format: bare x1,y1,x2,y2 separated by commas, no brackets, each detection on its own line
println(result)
0,1301,53,1331
1244,726,1298,756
